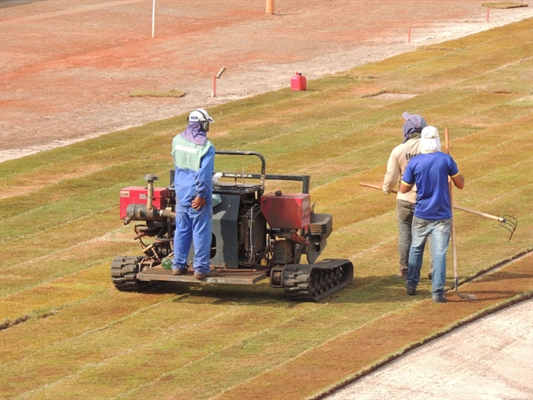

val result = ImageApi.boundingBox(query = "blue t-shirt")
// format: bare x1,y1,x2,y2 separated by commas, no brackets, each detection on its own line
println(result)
401,152,460,220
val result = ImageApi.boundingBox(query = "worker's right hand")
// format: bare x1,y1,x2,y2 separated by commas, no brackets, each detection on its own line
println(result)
192,196,206,210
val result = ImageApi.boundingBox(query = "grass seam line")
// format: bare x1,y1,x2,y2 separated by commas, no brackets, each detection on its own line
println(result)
113,302,332,399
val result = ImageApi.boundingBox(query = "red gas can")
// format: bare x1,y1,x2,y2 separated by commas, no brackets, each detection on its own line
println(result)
290,72,307,91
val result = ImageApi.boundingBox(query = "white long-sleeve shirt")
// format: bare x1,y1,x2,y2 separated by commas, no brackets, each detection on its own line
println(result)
382,135,422,204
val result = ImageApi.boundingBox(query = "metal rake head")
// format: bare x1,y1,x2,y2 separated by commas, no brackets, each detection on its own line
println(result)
500,214,518,242
455,278,476,300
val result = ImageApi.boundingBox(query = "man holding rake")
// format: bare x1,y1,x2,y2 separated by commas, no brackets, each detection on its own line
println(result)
400,126,464,303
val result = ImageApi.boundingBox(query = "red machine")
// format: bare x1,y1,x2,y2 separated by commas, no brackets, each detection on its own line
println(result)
111,151,353,301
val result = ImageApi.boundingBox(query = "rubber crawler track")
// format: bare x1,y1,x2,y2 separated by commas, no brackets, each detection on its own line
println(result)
111,255,145,292
282,259,354,302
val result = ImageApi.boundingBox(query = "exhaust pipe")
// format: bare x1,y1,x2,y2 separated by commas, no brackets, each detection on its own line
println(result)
144,174,158,211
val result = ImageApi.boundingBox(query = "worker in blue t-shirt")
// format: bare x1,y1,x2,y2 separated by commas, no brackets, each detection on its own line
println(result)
400,126,464,303
171,108,219,280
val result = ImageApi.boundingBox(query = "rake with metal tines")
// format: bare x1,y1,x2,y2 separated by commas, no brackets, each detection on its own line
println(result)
450,205,517,242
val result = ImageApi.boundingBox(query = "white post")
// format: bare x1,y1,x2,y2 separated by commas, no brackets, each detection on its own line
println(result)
152,0,156,38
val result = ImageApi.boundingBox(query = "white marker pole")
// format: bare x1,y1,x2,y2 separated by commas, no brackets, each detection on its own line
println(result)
152,0,156,38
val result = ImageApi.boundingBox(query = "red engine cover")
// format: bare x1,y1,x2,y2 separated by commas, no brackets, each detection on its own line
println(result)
119,186,170,219
260,193,310,229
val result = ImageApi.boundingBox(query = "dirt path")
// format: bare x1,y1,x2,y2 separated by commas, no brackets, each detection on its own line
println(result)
0,0,531,162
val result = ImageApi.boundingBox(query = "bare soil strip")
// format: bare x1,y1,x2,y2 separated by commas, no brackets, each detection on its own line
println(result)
1,1,532,161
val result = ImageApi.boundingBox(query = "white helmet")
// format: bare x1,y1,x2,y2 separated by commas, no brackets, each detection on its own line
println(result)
188,108,214,123
188,108,214,132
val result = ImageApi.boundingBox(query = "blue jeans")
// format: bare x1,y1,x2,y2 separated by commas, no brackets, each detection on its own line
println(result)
172,203,213,274
406,216,451,298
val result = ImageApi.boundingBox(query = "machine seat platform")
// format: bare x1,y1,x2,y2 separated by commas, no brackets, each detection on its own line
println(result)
137,267,267,285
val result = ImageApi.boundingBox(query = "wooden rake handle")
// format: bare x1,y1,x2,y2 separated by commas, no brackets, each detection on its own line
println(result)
445,129,459,284
359,182,507,223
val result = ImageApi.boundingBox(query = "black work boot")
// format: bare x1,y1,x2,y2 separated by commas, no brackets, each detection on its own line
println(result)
433,296,448,303
405,281,417,295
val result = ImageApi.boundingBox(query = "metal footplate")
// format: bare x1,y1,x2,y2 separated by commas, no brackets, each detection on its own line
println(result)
273,259,354,302
136,267,267,285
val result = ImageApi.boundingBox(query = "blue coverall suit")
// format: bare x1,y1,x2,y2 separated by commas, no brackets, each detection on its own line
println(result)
171,133,215,274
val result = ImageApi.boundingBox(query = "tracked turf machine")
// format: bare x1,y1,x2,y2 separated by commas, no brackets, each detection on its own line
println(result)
111,151,353,301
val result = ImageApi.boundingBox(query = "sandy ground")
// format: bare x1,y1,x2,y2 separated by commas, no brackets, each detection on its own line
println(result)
326,299,533,400
0,1,532,162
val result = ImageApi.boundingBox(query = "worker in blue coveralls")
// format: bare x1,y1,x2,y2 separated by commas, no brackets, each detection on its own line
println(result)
171,108,219,280
400,126,464,303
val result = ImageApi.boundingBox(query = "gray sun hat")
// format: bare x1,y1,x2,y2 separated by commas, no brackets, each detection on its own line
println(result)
402,112,427,143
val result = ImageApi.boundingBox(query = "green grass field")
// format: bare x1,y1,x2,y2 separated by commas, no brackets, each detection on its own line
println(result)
0,18,532,399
